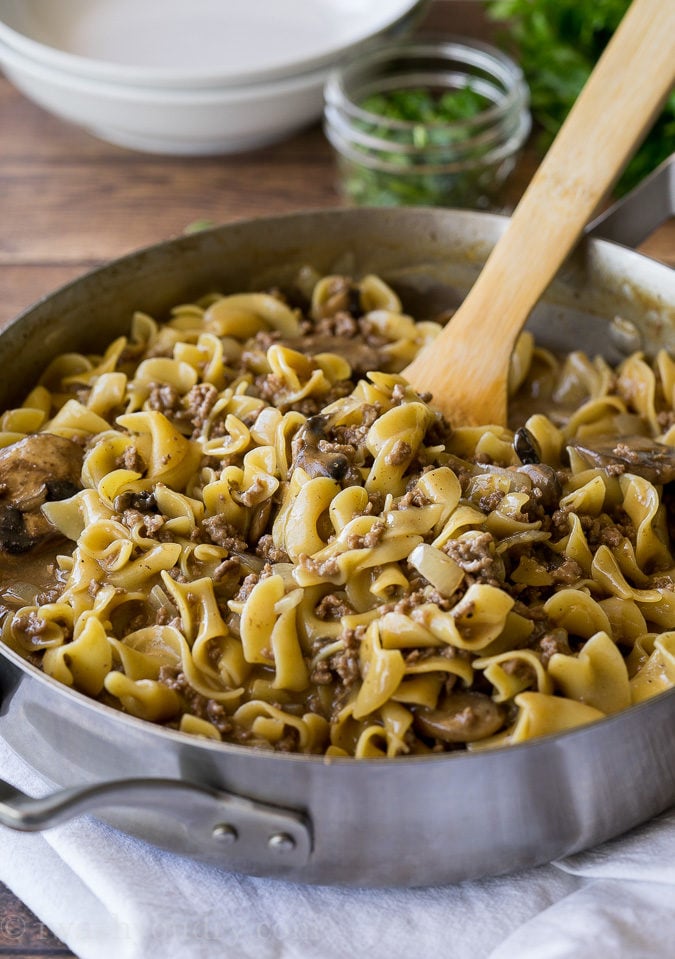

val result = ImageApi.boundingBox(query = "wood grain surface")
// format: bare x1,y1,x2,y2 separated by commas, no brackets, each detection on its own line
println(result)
0,2,672,956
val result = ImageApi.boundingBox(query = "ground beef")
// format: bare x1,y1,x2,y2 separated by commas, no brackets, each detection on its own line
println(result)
12,610,50,639
405,647,447,665
424,413,452,447
599,525,624,548
120,508,165,537
443,533,503,587
117,445,146,473
297,554,341,578
313,310,359,337
315,593,353,621
155,604,180,627
329,626,364,696
385,440,412,467
345,521,385,550
201,515,248,552
331,404,380,447
147,382,181,416
273,729,302,752
255,534,289,564
501,657,538,686
580,512,636,549
537,628,572,666
309,658,334,685
478,490,504,513
330,423,368,449
232,571,261,603
158,665,233,735
396,483,432,509
550,508,573,537
164,567,187,583
313,276,358,319
252,373,285,405
237,475,269,508
613,442,640,464
549,557,584,586
252,326,283,349
453,465,475,496
382,586,453,616
252,375,353,416
390,383,407,405
184,383,219,434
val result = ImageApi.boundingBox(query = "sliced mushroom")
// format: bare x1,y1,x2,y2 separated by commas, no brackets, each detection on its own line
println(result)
248,497,273,544
515,463,563,510
0,505,35,554
568,435,675,484
445,453,532,493
0,433,84,553
514,426,542,465
291,414,360,482
113,490,158,513
414,691,506,744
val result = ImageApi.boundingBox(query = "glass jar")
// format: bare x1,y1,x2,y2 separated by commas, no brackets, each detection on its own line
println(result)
323,36,531,209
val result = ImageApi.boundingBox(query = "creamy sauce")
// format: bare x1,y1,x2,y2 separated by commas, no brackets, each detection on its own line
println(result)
0,538,70,607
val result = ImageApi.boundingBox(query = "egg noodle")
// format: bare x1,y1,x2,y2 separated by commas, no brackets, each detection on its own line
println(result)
1,270,675,757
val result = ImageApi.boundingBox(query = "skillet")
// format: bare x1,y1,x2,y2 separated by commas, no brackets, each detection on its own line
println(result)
0,185,674,887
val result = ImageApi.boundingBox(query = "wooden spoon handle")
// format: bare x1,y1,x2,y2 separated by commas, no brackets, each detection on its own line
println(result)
404,0,675,426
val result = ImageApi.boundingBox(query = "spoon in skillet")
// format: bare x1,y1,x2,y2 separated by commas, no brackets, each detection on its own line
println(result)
403,0,675,427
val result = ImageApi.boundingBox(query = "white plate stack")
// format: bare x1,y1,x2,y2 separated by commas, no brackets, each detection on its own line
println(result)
0,0,424,155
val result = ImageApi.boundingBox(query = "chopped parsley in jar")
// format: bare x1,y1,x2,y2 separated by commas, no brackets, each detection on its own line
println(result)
360,86,492,142
324,39,530,208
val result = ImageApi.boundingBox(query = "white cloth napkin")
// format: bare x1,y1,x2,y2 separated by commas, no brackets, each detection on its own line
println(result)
1,735,674,959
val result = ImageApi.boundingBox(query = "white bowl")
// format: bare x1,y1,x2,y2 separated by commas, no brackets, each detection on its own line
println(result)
0,37,334,154
0,0,424,89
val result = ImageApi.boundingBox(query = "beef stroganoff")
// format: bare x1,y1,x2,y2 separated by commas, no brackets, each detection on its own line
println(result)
1,270,675,757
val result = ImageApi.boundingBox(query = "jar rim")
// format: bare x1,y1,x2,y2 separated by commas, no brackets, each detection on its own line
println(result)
325,35,529,133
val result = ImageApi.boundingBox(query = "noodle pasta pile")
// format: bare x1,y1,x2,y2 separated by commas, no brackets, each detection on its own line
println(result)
2,270,675,757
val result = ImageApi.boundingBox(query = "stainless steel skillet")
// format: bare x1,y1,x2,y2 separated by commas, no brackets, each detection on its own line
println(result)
0,185,674,888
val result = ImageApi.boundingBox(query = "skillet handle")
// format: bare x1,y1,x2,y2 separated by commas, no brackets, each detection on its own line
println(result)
586,154,675,248
0,775,312,871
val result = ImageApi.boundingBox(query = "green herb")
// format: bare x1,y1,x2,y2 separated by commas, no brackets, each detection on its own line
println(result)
486,0,675,193
360,87,490,145
341,85,500,207
360,86,490,124
183,218,217,234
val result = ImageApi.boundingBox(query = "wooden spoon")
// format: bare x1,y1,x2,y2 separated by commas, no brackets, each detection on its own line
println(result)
403,0,675,427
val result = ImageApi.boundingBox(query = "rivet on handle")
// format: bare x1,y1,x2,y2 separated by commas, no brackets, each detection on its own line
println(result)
268,832,296,853
212,823,238,844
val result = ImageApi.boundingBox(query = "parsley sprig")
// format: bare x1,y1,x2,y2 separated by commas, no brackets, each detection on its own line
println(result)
487,0,675,193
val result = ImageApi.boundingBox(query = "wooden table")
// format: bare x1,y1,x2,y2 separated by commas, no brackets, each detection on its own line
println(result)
0,2,672,956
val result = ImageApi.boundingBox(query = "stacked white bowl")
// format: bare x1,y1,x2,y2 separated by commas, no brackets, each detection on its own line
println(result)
0,0,425,155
